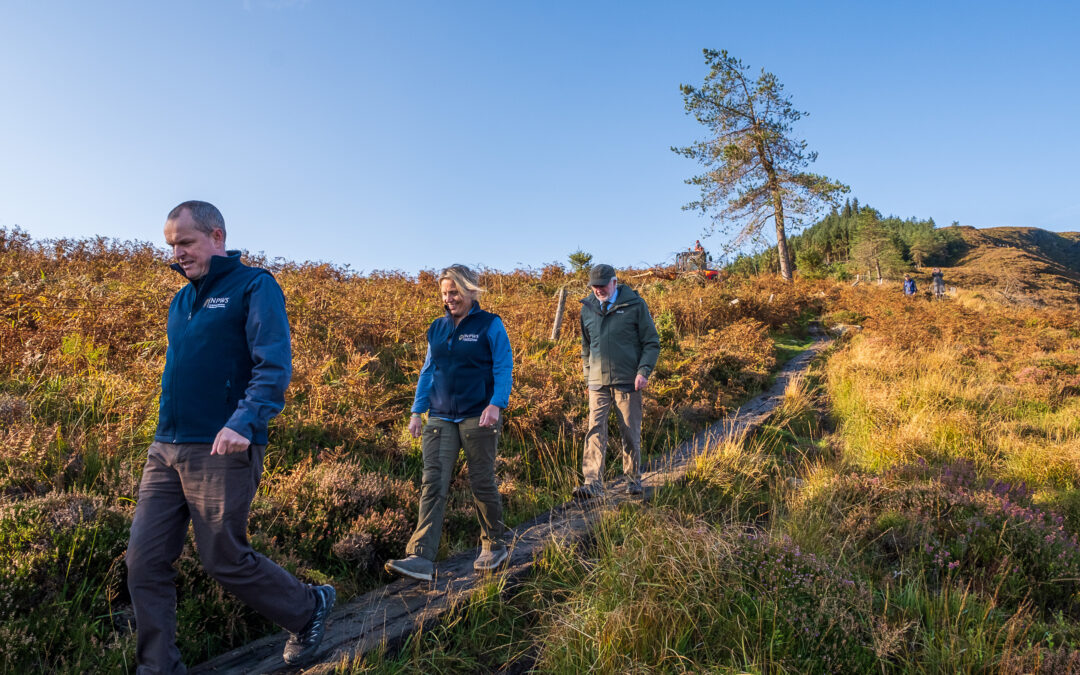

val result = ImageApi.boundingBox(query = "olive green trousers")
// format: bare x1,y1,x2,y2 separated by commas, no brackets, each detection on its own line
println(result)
405,416,506,561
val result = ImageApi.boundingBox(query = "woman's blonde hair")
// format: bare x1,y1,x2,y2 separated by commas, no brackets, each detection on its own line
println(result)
438,264,484,300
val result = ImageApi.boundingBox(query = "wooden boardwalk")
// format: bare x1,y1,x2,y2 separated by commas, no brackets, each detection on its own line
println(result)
193,330,830,674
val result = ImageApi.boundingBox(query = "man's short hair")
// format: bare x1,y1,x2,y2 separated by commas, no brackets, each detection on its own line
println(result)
167,200,226,239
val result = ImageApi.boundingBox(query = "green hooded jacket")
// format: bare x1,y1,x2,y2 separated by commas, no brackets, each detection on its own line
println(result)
580,284,660,387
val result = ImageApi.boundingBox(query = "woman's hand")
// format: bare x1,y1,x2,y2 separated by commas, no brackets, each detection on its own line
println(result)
479,405,501,427
408,414,423,438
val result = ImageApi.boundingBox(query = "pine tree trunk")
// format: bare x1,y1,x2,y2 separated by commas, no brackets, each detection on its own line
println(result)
773,193,793,282
759,140,793,282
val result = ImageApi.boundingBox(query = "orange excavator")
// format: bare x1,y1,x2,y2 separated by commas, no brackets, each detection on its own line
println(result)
675,242,721,280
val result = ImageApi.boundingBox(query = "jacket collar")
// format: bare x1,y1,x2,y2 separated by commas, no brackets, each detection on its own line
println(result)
582,283,639,312
171,250,242,285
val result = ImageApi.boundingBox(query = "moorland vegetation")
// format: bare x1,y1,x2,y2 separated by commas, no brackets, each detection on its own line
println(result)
347,284,1080,674
0,226,820,672
4,220,1080,673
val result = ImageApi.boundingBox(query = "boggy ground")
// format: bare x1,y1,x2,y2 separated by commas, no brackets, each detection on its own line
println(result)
340,286,1080,674
0,228,825,673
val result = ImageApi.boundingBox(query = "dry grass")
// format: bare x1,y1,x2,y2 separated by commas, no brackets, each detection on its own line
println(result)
825,286,1080,496
0,227,824,671
343,286,1080,674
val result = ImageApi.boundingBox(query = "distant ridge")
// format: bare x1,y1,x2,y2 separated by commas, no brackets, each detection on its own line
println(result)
935,225,1080,306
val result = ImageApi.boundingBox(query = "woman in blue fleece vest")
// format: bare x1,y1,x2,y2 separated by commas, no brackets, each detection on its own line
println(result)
385,265,514,581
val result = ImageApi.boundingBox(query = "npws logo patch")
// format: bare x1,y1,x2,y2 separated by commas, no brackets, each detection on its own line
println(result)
458,333,480,342
204,297,230,309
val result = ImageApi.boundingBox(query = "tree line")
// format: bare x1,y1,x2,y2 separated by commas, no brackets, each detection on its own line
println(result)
723,199,963,280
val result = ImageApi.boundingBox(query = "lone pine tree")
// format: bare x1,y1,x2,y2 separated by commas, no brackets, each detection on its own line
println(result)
674,49,847,281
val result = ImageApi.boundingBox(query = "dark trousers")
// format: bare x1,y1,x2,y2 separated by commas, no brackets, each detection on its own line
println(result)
405,417,506,561
126,442,315,675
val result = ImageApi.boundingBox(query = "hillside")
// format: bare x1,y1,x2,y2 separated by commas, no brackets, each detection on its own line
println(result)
0,227,824,672
732,204,1080,307
925,225,1080,306
342,285,1080,673
6,227,1080,672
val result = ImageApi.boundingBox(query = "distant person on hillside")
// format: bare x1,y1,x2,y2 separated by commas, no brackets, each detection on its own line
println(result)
125,201,335,673
931,268,946,299
574,264,660,499
385,264,514,582
693,239,704,254
903,274,917,297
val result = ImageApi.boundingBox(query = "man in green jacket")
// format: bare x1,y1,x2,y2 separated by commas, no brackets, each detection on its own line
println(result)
574,264,660,498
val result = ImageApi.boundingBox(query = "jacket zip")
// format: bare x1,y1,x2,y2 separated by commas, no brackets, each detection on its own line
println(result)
446,312,473,418
170,269,218,442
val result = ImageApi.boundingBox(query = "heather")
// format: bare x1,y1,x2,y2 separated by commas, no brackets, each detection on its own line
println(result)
0,227,816,670
10,224,1080,672
348,286,1080,674
797,463,1080,616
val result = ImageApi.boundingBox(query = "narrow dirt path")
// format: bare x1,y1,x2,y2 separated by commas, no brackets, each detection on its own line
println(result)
193,328,831,674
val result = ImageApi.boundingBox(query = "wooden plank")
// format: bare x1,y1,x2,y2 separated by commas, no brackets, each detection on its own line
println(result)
193,331,830,674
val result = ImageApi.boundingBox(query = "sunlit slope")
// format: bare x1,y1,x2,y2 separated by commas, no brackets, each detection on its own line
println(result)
938,225,1080,305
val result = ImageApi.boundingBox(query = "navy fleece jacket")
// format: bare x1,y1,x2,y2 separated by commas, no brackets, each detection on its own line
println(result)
155,251,291,445
411,302,513,420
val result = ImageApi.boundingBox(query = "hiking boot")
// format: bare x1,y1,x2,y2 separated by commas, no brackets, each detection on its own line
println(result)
384,555,434,581
626,482,644,496
473,546,509,572
572,483,602,501
282,584,336,666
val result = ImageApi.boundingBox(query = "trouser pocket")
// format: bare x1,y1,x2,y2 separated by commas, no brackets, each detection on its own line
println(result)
461,418,504,547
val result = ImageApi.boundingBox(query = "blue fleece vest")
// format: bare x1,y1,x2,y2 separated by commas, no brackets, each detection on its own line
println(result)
155,251,291,445
426,308,499,420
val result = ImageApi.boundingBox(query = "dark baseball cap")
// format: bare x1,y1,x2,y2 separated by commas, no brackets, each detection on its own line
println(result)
588,264,616,286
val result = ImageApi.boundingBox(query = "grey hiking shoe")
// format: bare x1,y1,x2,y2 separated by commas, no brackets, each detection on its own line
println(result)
572,483,602,501
384,555,434,581
473,546,509,572
282,584,336,666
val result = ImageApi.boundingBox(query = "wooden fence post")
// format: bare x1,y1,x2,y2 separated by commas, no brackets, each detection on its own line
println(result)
550,286,568,340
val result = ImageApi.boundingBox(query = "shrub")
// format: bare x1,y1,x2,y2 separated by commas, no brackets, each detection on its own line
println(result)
0,492,133,671
250,458,418,563
805,463,1080,617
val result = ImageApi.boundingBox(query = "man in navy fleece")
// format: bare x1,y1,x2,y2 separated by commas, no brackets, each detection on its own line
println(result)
125,201,333,673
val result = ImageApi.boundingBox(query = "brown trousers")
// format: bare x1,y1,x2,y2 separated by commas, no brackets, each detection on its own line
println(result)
126,441,315,675
582,386,643,489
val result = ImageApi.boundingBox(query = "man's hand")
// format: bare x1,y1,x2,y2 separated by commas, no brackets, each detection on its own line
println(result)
408,415,423,438
479,404,501,428
635,374,649,391
211,426,251,455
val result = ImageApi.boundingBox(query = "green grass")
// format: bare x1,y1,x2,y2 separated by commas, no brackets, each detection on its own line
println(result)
772,334,814,368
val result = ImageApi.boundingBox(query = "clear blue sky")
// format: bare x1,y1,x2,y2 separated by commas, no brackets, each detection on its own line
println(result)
1,1,1077,273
